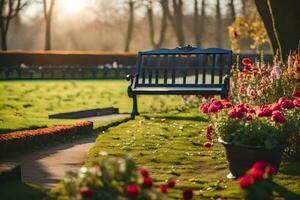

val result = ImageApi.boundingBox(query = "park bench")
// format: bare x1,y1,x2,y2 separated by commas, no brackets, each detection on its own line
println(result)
126,45,232,118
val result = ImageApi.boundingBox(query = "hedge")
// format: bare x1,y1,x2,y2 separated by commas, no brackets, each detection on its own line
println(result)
0,121,93,159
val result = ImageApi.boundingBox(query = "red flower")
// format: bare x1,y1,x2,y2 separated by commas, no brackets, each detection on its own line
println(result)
280,99,294,109
221,100,232,108
208,104,219,113
256,109,265,117
206,125,214,135
238,175,254,189
252,161,268,171
293,98,300,107
160,184,168,193
233,31,238,38
246,113,254,121
244,65,252,71
242,58,252,66
80,187,93,198
203,141,213,148
143,177,153,187
266,165,277,175
199,103,209,113
248,168,264,181
271,103,282,111
167,179,176,188
278,97,288,105
228,108,238,118
262,107,272,117
292,90,300,97
239,86,245,94
126,184,140,197
182,189,193,199
271,111,285,123
140,169,149,178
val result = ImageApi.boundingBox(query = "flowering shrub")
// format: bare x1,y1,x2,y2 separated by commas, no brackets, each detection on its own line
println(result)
200,96,300,149
0,121,93,158
50,153,193,200
238,161,300,199
228,13,269,53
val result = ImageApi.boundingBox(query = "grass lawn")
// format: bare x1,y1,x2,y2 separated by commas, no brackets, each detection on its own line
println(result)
0,80,189,134
84,109,300,199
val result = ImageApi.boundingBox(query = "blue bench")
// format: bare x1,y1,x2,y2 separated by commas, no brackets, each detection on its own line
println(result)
127,45,232,118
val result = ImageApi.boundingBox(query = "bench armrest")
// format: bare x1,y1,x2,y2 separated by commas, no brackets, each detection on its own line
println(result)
126,74,136,86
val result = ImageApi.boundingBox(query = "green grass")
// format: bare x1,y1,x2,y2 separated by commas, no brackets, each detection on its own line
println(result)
0,181,46,200
85,109,300,199
0,80,189,134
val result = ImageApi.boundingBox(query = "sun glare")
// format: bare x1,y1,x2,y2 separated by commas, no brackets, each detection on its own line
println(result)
61,0,85,13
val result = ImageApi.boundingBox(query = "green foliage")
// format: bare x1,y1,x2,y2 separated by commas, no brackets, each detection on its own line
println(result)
50,154,163,200
213,108,300,148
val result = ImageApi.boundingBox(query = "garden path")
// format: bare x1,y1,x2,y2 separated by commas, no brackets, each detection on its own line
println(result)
4,114,129,189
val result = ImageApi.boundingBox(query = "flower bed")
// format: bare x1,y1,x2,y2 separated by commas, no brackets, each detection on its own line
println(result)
0,121,93,158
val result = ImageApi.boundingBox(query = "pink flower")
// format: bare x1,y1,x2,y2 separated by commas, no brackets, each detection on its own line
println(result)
167,179,176,188
249,168,264,181
238,175,254,189
256,109,265,117
278,97,288,105
262,107,272,117
208,104,219,113
80,187,93,198
182,189,193,199
271,111,285,123
140,169,149,178
203,142,213,148
228,108,238,118
160,184,168,193
221,100,232,108
127,184,140,197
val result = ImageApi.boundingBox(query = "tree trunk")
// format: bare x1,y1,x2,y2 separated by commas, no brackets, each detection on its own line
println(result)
193,0,200,46
254,0,300,60
147,0,168,48
228,0,236,21
124,0,134,52
173,0,185,46
45,18,51,50
216,0,222,47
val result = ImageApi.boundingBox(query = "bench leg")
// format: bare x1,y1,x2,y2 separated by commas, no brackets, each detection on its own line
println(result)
131,95,139,119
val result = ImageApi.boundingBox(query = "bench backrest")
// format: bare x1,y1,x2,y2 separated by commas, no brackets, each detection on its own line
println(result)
134,45,232,88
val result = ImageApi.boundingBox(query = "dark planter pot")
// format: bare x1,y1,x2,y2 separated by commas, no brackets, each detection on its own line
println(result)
218,138,285,178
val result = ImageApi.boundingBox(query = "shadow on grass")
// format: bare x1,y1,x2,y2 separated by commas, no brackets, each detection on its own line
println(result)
280,160,300,176
143,115,208,122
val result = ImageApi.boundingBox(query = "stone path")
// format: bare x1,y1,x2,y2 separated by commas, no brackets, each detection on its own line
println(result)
3,114,129,189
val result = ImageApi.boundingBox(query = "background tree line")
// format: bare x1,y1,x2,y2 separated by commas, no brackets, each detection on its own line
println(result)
0,0,299,59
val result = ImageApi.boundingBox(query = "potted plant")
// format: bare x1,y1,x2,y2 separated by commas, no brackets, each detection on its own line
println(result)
200,97,300,178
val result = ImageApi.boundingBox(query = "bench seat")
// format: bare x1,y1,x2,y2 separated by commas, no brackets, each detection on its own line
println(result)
131,86,223,95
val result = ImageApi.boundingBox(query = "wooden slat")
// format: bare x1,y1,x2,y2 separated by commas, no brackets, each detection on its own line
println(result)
155,55,161,84
171,55,176,84
202,55,207,84
218,54,223,84
211,54,215,84
195,55,200,84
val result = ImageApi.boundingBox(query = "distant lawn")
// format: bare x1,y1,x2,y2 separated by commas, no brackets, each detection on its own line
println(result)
0,80,189,134
83,109,300,199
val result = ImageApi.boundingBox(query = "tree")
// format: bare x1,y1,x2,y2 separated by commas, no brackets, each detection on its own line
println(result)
166,0,185,46
215,0,222,47
0,0,27,50
228,0,236,21
42,0,55,50
193,0,206,47
124,0,135,52
146,0,168,48
255,0,300,60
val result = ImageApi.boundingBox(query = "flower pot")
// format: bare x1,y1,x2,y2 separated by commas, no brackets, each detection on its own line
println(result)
218,138,285,178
